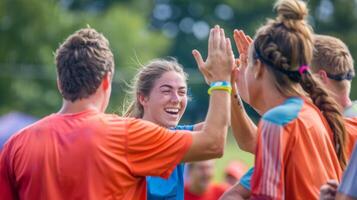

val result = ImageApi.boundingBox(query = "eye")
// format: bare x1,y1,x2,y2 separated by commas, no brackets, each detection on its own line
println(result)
161,90,171,94
178,90,187,96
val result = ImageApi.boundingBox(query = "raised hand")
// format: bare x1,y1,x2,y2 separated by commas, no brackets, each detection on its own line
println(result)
233,29,253,71
232,29,253,103
192,25,235,84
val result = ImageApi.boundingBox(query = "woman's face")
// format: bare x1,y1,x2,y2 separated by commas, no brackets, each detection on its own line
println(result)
243,44,263,108
141,71,188,128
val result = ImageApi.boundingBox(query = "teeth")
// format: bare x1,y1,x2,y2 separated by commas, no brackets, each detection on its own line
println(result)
165,108,179,113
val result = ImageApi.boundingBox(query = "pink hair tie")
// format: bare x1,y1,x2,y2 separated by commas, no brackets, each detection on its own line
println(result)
299,65,310,75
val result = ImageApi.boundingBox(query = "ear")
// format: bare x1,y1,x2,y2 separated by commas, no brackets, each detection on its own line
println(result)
317,70,329,84
57,78,63,94
138,93,148,107
254,59,265,79
102,73,111,91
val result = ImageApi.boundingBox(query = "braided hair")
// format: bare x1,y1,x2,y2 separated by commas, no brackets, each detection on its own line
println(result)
253,0,347,169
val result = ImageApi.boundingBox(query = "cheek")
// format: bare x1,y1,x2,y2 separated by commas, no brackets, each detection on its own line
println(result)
181,97,188,108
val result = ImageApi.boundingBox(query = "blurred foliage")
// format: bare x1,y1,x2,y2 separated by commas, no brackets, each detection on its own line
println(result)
148,0,357,122
0,0,169,116
1,0,356,123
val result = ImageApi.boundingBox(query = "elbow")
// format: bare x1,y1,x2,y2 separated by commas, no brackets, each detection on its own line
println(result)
238,143,252,153
209,143,225,158
238,143,255,154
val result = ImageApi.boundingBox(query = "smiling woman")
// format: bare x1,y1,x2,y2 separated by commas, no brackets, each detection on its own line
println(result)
124,58,188,128
123,58,193,200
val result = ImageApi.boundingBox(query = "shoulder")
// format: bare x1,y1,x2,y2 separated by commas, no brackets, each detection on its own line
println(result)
0,114,55,154
262,97,304,126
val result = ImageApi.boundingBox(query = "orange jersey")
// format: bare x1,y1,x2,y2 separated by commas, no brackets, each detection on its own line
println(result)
345,117,357,158
251,97,342,200
0,109,192,200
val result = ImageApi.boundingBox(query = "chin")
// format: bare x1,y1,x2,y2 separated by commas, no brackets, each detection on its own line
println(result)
165,121,179,128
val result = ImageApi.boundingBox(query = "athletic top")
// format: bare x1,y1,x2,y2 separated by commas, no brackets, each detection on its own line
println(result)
338,143,357,198
147,124,194,200
240,167,254,190
344,100,357,118
251,97,342,200
0,109,192,200
344,117,357,158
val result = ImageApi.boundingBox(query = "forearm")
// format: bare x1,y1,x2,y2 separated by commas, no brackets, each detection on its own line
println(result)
202,90,230,154
231,95,257,153
182,90,230,162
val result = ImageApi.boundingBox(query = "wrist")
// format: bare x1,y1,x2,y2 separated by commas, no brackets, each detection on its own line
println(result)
210,75,231,83
208,81,232,95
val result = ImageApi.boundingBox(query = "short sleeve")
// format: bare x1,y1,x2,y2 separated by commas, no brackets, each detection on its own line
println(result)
240,167,254,190
338,144,357,198
126,119,193,178
251,120,286,200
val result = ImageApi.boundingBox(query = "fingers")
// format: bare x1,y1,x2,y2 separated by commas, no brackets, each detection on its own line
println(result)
192,49,211,84
226,38,233,55
192,49,205,70
238,30,250,52
213,25,220,49
247,35,253,43
208,29,214,53
234,29,253,55
209,26,223,55
233,29,243,53
226,38,235,71
220,28,226,49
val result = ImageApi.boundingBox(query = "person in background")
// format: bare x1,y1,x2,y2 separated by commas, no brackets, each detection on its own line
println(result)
311,35,357,156
311,35,356,118
224,161,248,186
185,160,229,200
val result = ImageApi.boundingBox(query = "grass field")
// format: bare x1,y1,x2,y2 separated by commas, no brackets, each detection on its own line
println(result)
213,132,254,182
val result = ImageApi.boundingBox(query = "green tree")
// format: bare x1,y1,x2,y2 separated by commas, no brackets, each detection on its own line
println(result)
0,0,169,116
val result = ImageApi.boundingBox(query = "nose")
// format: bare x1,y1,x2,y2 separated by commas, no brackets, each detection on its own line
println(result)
170,92,180,103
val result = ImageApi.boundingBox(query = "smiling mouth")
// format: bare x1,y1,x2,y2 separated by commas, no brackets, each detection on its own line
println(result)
164,108,180,115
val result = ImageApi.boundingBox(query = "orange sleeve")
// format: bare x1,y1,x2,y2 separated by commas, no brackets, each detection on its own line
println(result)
251,120,293,200
125,118,193,178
